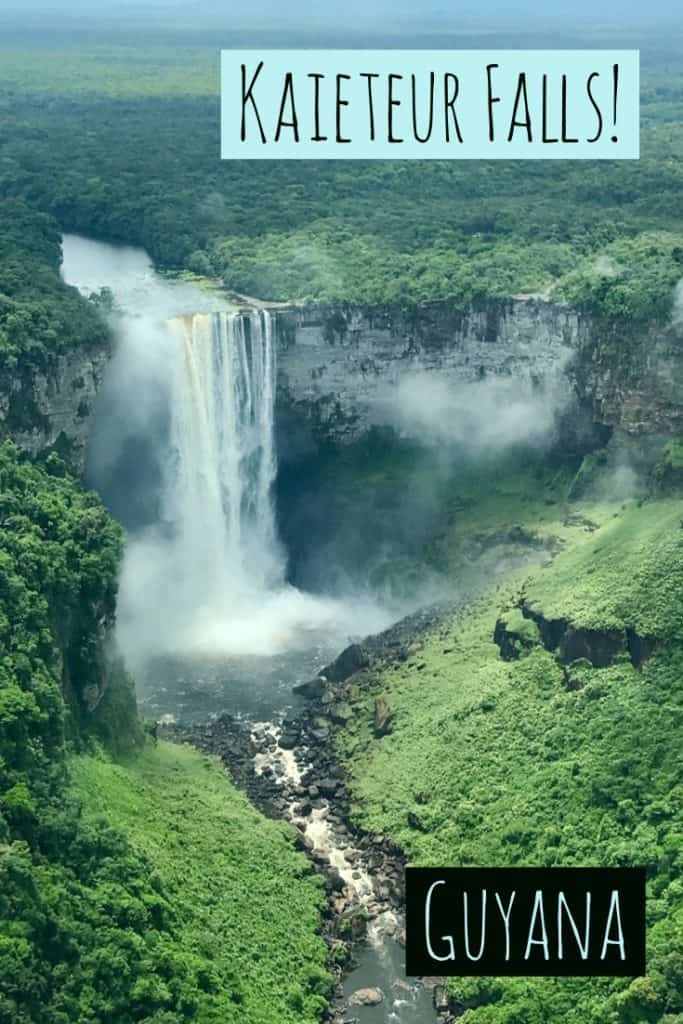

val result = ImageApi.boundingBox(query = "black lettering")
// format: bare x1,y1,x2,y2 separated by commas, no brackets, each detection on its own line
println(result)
307,73,328,141
561,75,579,143
388,74,404,143
412,72,435,143
444,73,463,143
508,73,532,142
542,74,558,143
486,64,500,142
586,71,603,142
336,73,351,143
274,72,299,142
241,61,266,143
360,72,379,141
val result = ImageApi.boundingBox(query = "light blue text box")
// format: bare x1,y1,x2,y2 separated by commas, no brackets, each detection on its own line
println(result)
221,50,639,160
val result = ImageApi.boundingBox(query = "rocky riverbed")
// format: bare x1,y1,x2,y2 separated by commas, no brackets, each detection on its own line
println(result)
173,605,461,1023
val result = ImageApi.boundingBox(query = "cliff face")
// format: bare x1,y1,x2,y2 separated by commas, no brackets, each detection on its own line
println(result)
0,341,110,471
575,315,683,436
3,297,681,469
274,298,576,445
273,298,683,446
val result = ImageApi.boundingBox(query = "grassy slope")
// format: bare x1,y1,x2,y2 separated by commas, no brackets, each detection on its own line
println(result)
335,492,683,1023
70,742,330,1024
525,500,683,638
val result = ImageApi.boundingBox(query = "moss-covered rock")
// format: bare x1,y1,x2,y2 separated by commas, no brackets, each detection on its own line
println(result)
494,607,541,660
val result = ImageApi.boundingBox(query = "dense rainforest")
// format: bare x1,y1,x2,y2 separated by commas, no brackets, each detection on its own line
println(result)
0,46,682,317
0,25,681,1024
0,199,108,368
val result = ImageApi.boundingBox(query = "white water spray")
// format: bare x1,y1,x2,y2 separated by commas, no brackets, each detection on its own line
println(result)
60,233,389,661
115,307,388,660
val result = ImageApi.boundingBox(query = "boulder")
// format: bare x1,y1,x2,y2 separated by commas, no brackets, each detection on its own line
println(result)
336,906,368,940
317,777,340,797
293,676,328,699
309,727,330,743
373,695,394,737
349,987,384,1006
325,867,346,892
434,985,449,1012
322,643,369,683
293,830,314,853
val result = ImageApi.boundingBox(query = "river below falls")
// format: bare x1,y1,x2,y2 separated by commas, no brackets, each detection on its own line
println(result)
342,947,436,1023
138,647,330,722
61,232,439,1024
140,646,439,1023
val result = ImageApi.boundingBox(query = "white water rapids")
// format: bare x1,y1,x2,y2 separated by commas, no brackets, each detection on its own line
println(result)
251,722,438,1022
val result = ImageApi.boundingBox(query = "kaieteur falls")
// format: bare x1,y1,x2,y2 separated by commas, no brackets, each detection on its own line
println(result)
114,301,386,664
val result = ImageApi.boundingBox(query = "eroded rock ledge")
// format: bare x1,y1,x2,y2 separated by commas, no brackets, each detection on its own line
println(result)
494,601,657,674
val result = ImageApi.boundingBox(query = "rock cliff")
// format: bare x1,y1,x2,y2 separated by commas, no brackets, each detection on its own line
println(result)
0,342,110,471
273,298,683,446
2,296,681,467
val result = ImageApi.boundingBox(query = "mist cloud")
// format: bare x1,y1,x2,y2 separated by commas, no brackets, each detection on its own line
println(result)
373,364,572,454
63,234,392,667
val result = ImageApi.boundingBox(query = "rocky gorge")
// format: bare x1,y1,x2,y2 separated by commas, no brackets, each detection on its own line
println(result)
175,605,460,1023
5,233,678,1024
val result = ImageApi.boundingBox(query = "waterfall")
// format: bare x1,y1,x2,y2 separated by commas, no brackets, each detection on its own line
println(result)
110,302,387,660
167,309,282,606
63,235,389,661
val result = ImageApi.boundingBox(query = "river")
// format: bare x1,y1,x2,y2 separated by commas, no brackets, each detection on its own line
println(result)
61,233,439,1024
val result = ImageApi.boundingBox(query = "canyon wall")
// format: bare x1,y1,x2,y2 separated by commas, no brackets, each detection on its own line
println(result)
274,298,577,446
0,342,110,470
273,298,683,446
2,296,681,467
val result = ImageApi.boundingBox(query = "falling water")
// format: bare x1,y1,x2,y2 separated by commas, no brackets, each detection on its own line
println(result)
61,233,389,664
168,310,281,603
109,301,387,662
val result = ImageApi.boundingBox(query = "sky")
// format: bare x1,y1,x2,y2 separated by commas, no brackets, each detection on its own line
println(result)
2,0,682,20
0,0,680,53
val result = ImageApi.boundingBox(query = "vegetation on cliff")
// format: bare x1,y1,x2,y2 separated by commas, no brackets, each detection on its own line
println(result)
333,479,683,1024
70,743,329,1024
0,200,109,370
0,444,329,1023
